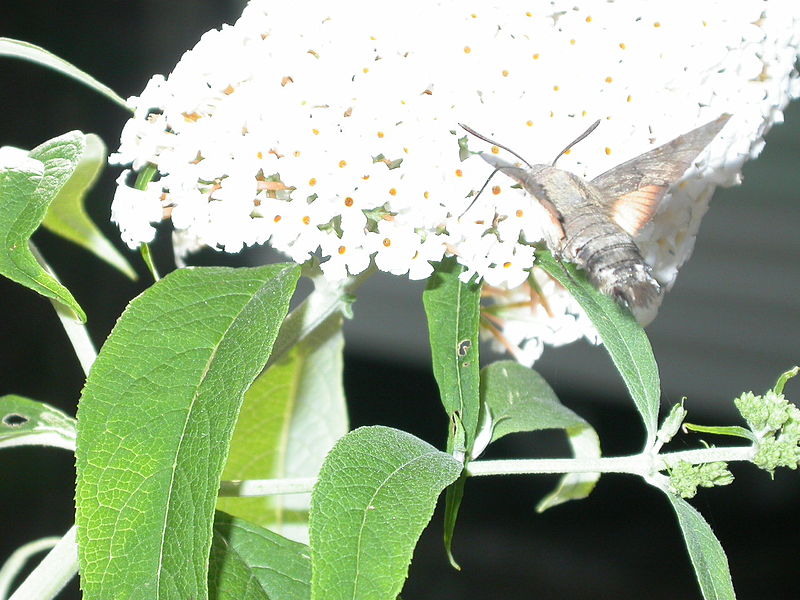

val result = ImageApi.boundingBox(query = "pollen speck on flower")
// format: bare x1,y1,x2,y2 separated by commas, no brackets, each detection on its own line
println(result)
455,169,463,177
627,95,633,102
470,13,477,19
362,67,369,73
553,85,560,91
312,128,320,135
338,245,346,255
309,178,317,186
257,151,263,159
463,46,471,54
532,53,540,59
383,238,391,247
273,215,281,223
223,85,235,95
293,151,301,157
280,75,293,86
586,16,592,23
389,188,397,196
344,197,354,207
302,216,311,225
605,76,613,83
654,21,661,28
569,39,576,45
503,262,512,268
490,145,500,154
605,147,612,155
525,11,532,17
619,42,626,49
515,209,524,217
492,186,501,195
339,159,347,168
502,69,509,77
526,120,533,127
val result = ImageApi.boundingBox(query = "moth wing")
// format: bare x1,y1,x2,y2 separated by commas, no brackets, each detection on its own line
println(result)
480,153,566,241
590,114,730,237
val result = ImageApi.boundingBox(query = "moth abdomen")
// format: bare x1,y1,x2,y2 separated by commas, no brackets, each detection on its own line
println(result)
568,228,662,311
602,263,661,309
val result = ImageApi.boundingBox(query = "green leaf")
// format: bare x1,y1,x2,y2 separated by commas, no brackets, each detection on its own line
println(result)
423,258,481,455
0,395,76,451
217,318,348,542
535,250,660,443
208,512,310,600
0,136,87,321
75,264,300,600
309,426,461,600
478,361,601,511
683,423,755,441
0,37,130,110
773,366,799,395
41,133,136,279
665,492,736,600
422,257,481,567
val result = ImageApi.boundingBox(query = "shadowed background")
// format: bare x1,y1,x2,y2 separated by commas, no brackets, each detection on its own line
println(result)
1,2,798,598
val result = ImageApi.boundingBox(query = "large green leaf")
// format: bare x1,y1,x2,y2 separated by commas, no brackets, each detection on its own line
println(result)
422,257,482,567
665,493,736,600
0,394,76,451
0,136,86,321
478,361,601,511
217,317,348,542
423,257,481,455
309,426,461,600
535,250,660,443
208,512,310,600
40,133,136,279
0,38,129,110
75,264,300,600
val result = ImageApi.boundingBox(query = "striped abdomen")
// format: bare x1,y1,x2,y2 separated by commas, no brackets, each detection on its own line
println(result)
559,203,661,309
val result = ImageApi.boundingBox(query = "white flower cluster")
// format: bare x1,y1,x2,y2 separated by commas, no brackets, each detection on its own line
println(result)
110,0,800,364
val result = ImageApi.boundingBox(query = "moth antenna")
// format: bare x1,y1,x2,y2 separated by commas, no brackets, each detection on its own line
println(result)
551,119,601,166
459,123,532,168
459,167,502,218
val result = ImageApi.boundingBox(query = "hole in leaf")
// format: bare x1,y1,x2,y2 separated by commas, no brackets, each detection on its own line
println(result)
3,413,29,427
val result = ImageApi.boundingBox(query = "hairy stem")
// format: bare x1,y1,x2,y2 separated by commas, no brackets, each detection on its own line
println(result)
30,242,96,377
219,445,757,496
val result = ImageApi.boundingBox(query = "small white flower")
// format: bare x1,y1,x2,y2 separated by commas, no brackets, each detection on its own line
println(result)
318,229,372,281
110,171,163,249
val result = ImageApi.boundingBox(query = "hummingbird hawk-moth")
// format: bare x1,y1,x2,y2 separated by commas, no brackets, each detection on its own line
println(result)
461,114,731,319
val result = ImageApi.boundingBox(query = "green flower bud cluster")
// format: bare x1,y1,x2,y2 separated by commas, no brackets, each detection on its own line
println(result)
670,461,734,499
735,368,800,475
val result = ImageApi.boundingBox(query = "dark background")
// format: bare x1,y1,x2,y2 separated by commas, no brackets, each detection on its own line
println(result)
2,3,798,598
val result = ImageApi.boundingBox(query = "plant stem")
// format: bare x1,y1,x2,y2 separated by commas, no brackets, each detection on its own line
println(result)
466,445,756,478
6,526,77,600
219,445,757,497
30,242,96,377
218,477,317,497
